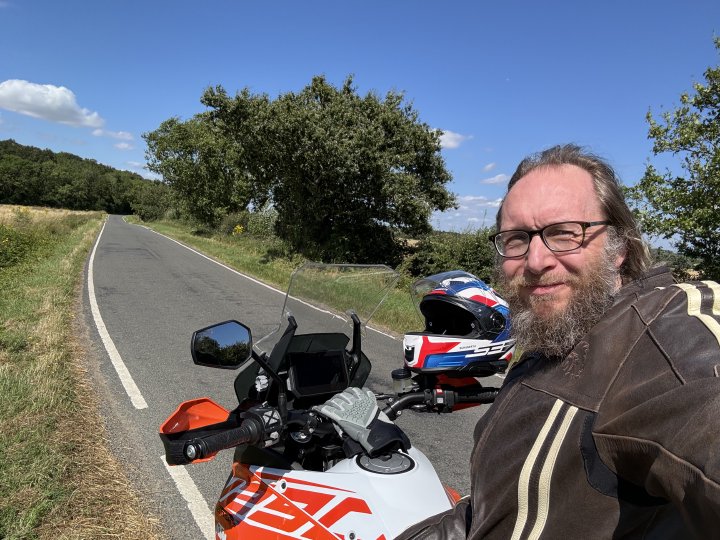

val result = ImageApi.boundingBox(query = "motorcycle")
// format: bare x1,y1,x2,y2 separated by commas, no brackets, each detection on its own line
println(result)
160,263,502,539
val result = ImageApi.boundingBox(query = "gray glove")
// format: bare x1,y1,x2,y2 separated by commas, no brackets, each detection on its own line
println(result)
314,387,405,456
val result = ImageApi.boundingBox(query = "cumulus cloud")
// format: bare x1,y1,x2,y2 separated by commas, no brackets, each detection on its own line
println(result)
438,129,471,149
481,173,510,185
0,79,105,128
483,162,496,172
114,142,133,150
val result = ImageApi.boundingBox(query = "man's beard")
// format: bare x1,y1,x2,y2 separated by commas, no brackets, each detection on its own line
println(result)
497,242,623,359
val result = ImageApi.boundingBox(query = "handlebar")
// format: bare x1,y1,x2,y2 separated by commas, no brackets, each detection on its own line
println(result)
382,387,500,421
163,386,501,465
183,422,261,462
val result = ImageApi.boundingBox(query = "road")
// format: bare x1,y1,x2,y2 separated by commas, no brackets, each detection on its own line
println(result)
81,215,500,539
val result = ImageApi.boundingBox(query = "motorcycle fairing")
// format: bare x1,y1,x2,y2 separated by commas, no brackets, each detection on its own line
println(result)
215,464,387,540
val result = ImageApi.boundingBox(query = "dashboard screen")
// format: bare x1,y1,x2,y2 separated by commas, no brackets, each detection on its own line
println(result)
287,349,349,397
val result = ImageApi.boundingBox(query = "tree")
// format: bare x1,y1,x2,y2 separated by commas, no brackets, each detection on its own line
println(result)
258,76,455,264
148,77,457,264
626,38,720,279
144,76,456,264
143,115,251,227
0,138,153,214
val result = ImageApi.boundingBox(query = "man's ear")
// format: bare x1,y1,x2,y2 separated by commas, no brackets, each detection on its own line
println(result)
615,244,627,270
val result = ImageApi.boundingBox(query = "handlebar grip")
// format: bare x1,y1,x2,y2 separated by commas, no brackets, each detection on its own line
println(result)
455,389,499,404
185,422,260,462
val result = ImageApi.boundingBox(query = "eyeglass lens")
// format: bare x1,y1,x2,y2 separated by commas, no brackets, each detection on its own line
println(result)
495,222,586,256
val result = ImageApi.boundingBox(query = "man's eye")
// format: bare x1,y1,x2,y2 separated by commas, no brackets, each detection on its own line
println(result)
503,233,527,246
546,226,579,239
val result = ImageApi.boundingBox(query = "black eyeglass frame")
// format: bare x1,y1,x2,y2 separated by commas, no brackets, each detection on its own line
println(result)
488,220,611,258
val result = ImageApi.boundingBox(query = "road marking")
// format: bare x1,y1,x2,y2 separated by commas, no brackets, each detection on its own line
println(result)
136,222,287,296
88,220,148,409
132,221,402,341
161,456,214,540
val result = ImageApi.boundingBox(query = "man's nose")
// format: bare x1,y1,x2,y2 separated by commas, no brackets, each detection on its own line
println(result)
525,234,556,273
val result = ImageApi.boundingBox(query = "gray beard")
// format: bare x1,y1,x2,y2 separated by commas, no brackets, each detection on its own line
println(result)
498,246,622,359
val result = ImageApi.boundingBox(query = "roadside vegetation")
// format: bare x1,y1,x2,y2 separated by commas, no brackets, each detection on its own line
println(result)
0,205,162,540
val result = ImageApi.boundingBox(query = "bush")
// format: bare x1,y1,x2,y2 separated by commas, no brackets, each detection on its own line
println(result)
246,206,278,239
218,211,250,236
0,225,38,268
399,228,498,284
217,207,278,240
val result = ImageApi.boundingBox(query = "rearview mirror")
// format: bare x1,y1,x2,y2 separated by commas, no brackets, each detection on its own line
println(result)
191,320,253,369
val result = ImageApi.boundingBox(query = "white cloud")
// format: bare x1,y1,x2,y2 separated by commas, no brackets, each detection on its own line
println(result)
125,160,160,180
432,195,503,232
458,195,502,208
438,129,471,149
93,128,134,140
483,162,496,172
0,79,104,128
480,173,509,185
114,142,133,150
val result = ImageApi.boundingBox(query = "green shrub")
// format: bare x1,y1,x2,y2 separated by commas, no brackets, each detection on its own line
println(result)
246,206,278,239
218,211,250,236
0,225,37,268
399,228,498,284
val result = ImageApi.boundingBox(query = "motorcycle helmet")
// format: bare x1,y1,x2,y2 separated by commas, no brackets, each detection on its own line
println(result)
403,270,515,376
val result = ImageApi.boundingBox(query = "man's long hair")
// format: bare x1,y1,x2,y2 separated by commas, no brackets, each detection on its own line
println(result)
496,144,651,283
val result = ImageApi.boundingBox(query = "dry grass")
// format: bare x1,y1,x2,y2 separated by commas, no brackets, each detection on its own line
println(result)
0,206,163,540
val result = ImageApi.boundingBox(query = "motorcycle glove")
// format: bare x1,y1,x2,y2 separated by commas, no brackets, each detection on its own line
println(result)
313,387,410,457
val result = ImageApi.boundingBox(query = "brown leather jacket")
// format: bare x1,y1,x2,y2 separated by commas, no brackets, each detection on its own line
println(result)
398,267,720,539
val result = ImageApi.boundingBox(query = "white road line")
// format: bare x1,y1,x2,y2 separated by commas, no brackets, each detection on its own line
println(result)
161,456,215,540
88,220,148,410
133,221,402,341
138,223,286,296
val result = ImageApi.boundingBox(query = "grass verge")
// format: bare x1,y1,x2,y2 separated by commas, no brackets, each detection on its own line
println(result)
128,217,423,334
0,206,162,540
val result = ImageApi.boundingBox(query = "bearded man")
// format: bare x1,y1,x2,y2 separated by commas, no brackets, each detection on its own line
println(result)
397,144,720,539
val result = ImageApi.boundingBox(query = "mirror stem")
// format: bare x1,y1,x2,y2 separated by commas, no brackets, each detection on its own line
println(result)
252,351,288,421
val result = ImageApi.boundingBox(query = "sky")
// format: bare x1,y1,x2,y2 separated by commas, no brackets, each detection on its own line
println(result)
1,1,718,236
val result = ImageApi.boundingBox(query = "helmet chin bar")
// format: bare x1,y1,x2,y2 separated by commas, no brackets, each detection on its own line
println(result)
403,332,515,377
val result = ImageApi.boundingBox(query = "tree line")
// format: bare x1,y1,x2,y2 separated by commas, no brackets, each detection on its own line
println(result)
0,138,169,218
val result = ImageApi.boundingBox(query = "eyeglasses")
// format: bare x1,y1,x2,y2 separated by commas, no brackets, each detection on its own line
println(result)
489,220,610,258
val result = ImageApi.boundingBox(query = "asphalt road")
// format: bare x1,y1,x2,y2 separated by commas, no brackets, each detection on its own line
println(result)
81,215,501,539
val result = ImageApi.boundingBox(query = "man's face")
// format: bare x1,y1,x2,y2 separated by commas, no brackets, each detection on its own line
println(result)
497,164,626,356
499,164,624,316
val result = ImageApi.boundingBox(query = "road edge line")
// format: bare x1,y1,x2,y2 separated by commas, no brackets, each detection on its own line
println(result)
88,219,148,410
161,455,215,540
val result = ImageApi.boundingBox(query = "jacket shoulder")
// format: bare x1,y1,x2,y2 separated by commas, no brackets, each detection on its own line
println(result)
633,280,720,380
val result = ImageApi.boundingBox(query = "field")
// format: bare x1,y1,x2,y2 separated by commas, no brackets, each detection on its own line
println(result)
0,205,162,539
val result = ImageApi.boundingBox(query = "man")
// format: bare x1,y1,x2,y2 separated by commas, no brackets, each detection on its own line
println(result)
397,144,720,538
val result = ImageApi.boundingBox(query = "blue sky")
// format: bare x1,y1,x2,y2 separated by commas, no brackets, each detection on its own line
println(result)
1,1,718,234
